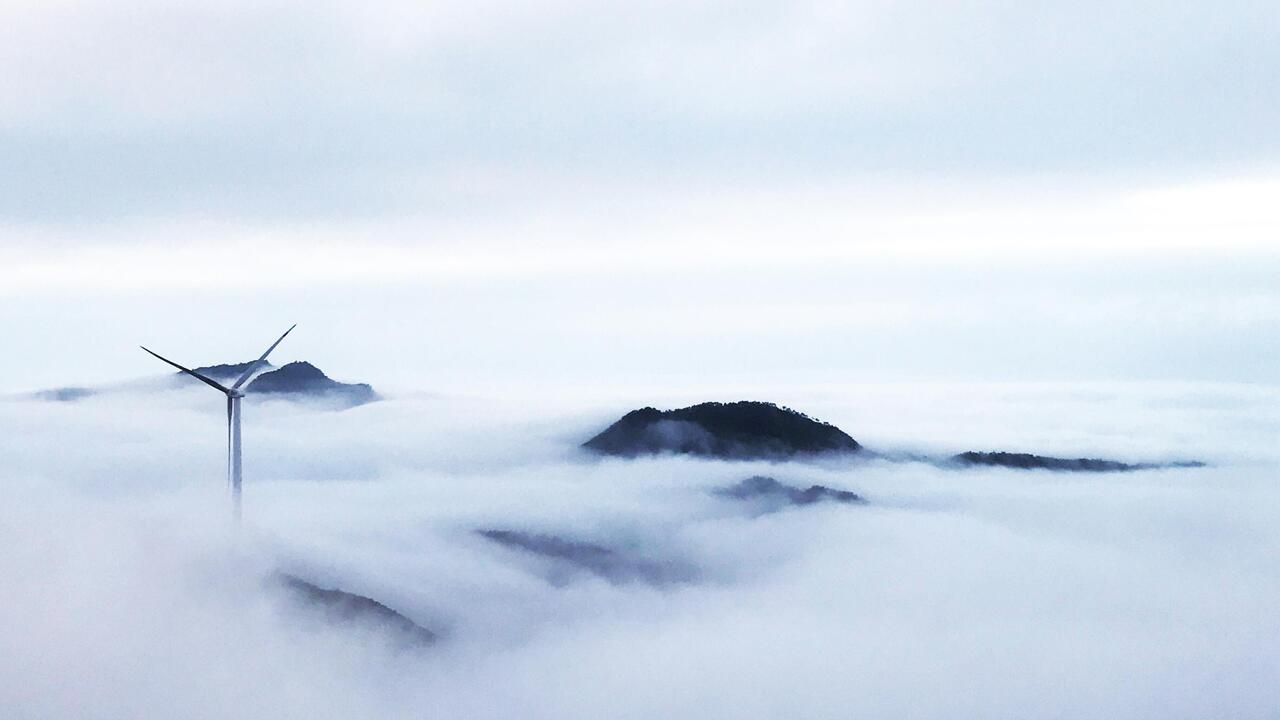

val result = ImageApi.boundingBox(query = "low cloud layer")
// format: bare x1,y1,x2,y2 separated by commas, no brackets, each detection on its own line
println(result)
2,379,1277,718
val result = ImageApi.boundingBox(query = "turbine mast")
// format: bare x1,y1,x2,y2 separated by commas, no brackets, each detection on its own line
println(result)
231,395,243,523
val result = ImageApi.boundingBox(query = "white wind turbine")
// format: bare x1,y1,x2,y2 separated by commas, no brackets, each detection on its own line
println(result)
141,325,296,521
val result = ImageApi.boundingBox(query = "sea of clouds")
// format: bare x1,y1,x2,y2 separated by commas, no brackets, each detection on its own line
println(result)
2,379,1278,719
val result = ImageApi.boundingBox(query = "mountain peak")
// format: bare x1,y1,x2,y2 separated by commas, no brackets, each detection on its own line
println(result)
246,361,377,407
583,401,861,459
180,360,274,382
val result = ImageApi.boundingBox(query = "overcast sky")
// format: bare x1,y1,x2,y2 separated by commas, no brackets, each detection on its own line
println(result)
5,8,1280,715
3,0,1278,392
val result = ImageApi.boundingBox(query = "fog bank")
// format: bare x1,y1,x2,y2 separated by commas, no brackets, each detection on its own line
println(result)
1,381,1277,718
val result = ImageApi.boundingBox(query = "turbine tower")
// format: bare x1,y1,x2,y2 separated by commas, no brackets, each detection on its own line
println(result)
141,325,296,522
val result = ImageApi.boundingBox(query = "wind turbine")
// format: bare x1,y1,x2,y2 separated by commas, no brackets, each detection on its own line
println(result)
141,325,296,522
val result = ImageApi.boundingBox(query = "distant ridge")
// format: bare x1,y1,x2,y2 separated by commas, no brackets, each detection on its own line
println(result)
950,451,1205,472
275,573,436,646
477,529,695,586
583,401,861,459
715,475,867,507
187,360,274,382
173,359,377,407
31,387,94,402
247,361,377,407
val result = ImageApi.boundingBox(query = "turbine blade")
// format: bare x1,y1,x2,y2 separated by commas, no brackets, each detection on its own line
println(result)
140,346,231,394
230,324,296,391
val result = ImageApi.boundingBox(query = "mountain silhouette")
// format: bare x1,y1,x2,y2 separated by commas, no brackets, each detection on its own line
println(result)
950,451,1205,472
477,529,696,586
188,360,274,382
31,387,94,402
175,359,375,406
274,573,436,646
715,476,866,508
245,362,377,407
583,401,861,459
